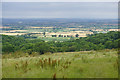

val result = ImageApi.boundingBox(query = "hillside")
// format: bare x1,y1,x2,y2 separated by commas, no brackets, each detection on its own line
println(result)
2,49,118,78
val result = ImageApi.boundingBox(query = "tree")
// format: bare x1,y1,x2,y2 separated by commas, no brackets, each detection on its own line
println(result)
75,34,79,37
43,32,46,35
52,35,57,37
105,41,113,49
2,43,14,53
33,42,50,54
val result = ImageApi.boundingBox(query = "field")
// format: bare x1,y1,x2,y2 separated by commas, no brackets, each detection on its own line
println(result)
38,37,79,41
0,33,26,36
2,49,118,78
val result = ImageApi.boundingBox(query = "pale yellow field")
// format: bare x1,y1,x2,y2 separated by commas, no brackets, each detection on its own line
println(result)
0,33,26,35
3,30,28,33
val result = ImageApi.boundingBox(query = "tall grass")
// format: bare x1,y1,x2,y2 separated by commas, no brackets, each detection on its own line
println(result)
2,49,118,78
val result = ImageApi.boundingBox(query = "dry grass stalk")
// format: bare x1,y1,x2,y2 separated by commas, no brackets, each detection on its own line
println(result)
53,73,56,80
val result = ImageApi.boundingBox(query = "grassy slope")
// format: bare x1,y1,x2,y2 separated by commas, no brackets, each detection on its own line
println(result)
0,55,1,79
2,49,118,78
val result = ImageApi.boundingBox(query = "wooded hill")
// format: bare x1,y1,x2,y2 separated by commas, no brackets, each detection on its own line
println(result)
2,31,120,54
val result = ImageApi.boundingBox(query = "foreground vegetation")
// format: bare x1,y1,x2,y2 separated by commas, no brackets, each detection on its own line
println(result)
2,49,118,78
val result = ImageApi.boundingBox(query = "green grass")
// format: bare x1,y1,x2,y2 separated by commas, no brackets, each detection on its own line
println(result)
0,54,2,80
2,49,118,78
38,37,79,41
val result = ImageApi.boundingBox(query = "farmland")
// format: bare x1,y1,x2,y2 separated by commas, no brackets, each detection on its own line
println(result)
2,49,118,78
1,18,118,42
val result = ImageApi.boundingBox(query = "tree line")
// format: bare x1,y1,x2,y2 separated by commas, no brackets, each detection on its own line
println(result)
2,31,120,54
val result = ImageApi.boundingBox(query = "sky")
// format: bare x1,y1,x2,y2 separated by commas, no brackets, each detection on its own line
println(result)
2,2,118,19
1,0,119,2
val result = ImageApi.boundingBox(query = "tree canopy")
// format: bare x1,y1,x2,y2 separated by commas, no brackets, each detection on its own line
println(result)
2,31,120,54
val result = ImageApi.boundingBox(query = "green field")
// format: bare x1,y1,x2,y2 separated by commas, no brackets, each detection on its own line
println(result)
38,37,79,41
2,49,118,78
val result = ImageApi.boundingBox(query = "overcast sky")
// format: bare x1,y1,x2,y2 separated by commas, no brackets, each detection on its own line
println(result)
2,0,119,2
2,2,118,19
